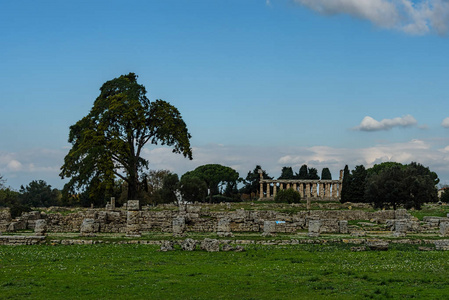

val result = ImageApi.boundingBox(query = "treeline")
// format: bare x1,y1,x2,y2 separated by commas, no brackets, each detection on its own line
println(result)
341,162,439,210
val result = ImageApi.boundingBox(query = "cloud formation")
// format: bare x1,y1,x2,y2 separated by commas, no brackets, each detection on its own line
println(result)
293,0,449,35
354,115,417,131
442,117,449,128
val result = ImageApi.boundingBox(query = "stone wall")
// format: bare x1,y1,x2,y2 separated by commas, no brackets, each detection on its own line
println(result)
0,205,403,235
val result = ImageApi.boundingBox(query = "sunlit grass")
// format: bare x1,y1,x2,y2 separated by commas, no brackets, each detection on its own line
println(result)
1,243,449,299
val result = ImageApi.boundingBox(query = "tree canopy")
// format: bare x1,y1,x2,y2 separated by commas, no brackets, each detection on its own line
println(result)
182,164,240,202
278,167,294,179
321,168,332,180
240,165,272,196
60,73,192,200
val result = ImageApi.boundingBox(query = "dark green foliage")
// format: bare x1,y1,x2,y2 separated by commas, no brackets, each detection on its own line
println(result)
297,164,308,179
19,180,61,207
158,173,180,204
367,162,404,176
240,165,272,196
275,188,301,204
307,167,320,179
60,73,192,200
340,165,351,203
321,168,332,180
179,176,208,203
278,167,294,179
182,164,240,202
365,162,438,210
441,189,449,203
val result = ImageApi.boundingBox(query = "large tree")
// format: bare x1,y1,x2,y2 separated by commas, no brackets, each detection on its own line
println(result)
240,165,272,196
60,73,192,200
182,164,240,202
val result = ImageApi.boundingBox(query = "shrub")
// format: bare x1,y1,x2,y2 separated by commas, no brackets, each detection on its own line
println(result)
274,189,301,204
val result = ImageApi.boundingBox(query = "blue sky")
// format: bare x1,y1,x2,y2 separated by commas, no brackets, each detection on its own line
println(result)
1,0,449,190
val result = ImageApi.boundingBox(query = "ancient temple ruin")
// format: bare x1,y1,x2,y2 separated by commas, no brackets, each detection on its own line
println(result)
258,169,343,200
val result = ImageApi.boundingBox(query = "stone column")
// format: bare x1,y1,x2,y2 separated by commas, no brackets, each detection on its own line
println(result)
305,183,311,198
260,182,264,199
280,183,284,190
325,184,331,199
332,183,338,199
299,183,304,197
111,197,116,209
126,200,141,237
266,183,271,197
293,183,297,192
319,182,324,199
312,183,317,197
286,183,290,190
273,184,277,198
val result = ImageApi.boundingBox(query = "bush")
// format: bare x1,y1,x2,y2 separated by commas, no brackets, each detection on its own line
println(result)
274,189,301,204
441,189,449,203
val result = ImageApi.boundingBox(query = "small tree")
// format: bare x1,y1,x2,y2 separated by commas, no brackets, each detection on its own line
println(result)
321,168,332,180
179,176,208,203
274,188,301,204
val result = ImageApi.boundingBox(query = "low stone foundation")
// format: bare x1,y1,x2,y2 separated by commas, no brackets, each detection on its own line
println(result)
0,235,46,245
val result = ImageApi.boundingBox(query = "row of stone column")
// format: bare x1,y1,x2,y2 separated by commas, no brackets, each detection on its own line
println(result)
259,181,341,199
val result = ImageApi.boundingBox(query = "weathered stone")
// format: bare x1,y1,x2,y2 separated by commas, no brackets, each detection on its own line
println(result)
434,240,449,250
80,218,99,236
127,200,140,211
34,219,47,236
200,238,220,252
181,238,197,251
395,209,409,220
339,220,348,234
308,220,321,237
173,216,186,237
366,240,389,251
418,246,434,251
217,218,233,237
351,246,366,252
160,240,175,251
440,222,449,237
234,245,245,252
221,244,234,252
262,221,276,236
393,219,408,237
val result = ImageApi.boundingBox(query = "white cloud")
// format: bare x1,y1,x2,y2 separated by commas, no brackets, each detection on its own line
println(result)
354,115,417,131
442,117,449,128
293,0,449,35
7,160,23,171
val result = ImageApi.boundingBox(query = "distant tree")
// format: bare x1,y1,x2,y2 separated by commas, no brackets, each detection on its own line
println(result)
307,167,320,180
179,176,208,203
0,174,5,189
365,162,438,210
182,164,240,202
19,180,61,207
60,73,192,201
340,165,351,203
142,169,172,204
158,173,180,204
321,168,332,180
274,188,301,204
240,165,272,196
296,165,309,179
279,167,294,179
441,189,449,203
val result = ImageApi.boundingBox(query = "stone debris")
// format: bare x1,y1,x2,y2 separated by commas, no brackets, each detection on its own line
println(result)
200,238,220,252
181,238,197,251
34,219,47,236
160,240,175,252
365,239,389,251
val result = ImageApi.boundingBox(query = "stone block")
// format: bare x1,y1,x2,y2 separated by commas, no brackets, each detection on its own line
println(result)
34,219,47,236
80,218,99,236
393,219,408,237
262,221,276,236
440,222,449,237
173,216,186,237
434,240,449,250
339,220,348,234
366,240,389,251
181,238,197,251
308,220,321,237
201,238,220,252
127,200,140,211
160,240,175,251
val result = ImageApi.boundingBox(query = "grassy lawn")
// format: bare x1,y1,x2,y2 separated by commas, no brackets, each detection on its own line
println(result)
1,243,449,299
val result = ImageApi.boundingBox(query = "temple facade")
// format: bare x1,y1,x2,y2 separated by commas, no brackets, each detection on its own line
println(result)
259,170,343,201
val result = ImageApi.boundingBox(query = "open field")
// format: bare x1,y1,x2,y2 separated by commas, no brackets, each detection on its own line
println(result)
1,243,449,299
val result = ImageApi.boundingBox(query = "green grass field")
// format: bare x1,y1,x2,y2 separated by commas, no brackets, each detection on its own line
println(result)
1,243,449,299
